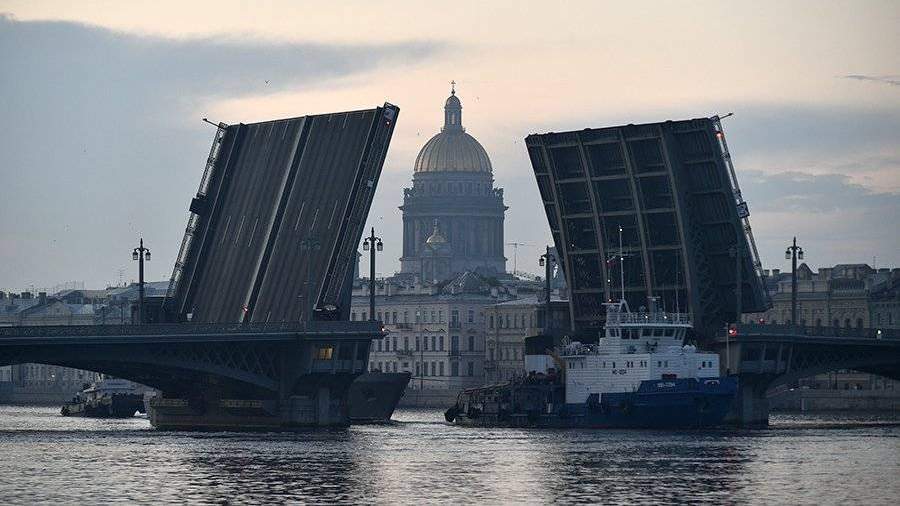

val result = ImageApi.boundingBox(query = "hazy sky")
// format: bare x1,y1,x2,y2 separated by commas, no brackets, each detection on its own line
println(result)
1,1,898,292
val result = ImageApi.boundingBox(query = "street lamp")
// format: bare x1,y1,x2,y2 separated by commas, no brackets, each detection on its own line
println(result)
785,237,805,326
539,246,556,333
362,227,383,321
299,238,321,324
132,238,150,325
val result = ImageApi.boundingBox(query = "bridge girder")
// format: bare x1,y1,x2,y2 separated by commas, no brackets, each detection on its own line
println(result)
0,340,286,394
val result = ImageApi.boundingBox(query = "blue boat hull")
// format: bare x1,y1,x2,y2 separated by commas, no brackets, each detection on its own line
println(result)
448,377,737,429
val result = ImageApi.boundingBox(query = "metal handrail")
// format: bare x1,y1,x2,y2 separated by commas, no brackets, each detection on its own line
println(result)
730,323,900,340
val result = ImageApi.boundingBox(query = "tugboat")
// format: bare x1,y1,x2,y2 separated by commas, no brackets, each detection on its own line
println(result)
61,377,147,418
445,299,737,429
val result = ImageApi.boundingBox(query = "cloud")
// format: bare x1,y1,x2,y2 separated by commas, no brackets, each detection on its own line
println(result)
841,74,900,87
0,15,441,290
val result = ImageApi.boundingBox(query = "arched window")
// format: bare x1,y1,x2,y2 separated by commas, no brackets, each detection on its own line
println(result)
844,318,851,328
856,318,863,330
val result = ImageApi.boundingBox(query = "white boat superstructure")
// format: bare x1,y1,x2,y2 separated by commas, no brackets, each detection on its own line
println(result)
560,299,721,404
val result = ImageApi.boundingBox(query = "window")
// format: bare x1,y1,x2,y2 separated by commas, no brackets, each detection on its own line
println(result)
392,311,398,323
369,361,374,371
377,312,382,321
439,310,444,323
415,362,420,376
468,362,474,376
468,310,475,323
362,312,367,321
424,338,429,351
490,315,494,329
415,336,420,351
384,338,390,352
404,336,409,351
431,362,436,376
451,335,459,352
451,310,459,325
451,362,459,376
505,315,510,328
439,336,444,351
351,312,357,321
404,311,409,323
664,360,668,367
431,336,437,351
439,362,444,376
378,361,383,371
377,340,382,352
468,336,475,352
431,310,436,322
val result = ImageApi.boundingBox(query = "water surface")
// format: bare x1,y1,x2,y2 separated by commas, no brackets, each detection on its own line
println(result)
0,406,898,504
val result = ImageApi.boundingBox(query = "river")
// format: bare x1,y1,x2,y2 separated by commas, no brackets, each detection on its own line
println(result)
0,406,898,505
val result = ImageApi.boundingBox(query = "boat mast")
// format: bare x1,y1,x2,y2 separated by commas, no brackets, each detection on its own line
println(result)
618,224,625,304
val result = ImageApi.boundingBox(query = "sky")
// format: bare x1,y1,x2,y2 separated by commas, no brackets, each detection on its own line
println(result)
1,0,898,292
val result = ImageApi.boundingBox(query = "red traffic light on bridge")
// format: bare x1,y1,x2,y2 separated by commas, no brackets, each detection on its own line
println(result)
728,325,738,338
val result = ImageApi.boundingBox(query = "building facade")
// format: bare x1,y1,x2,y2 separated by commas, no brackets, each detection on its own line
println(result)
352,272,516,406
399,86,507,280
483,297,569,383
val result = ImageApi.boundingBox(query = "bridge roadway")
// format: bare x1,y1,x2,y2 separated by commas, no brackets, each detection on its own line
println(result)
713,323,900,426
0,321,384,430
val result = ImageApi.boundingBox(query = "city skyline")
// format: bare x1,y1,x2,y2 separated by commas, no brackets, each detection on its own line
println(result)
1,1,898,290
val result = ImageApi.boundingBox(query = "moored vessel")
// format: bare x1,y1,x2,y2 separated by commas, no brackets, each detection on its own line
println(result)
61,378,147,418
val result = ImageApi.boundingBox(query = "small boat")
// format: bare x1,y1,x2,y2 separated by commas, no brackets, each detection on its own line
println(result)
61,378,147,418
445,298,737,429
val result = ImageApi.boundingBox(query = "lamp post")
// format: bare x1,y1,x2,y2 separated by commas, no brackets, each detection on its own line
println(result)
729,245,743,322
539,246,556,333
362,227,383,321
785,237,804,326
299,238,321,323
132,238,150,325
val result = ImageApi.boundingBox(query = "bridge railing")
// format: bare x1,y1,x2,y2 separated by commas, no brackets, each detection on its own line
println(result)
0,321,383,339
730,323,900,340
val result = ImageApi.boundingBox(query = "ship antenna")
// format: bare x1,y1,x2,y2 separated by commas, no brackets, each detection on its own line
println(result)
618,224,625,304
675,255,681,315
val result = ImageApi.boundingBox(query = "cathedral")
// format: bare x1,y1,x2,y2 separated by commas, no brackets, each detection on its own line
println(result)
399,85,507,282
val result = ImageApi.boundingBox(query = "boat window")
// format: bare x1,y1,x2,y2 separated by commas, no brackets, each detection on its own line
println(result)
664,329,675,337
652,328,664,337
632,330,640,340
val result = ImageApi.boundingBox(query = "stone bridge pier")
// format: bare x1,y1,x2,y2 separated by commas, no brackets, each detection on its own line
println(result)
713,324,900,427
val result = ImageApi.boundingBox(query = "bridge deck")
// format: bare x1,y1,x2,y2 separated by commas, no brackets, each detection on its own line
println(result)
0,321,384,345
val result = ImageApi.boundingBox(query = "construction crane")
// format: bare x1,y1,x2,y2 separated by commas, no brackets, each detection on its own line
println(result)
506,242,533,276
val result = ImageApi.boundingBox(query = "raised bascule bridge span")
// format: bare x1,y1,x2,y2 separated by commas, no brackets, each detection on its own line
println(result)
715,324,900,426
2,102,400,429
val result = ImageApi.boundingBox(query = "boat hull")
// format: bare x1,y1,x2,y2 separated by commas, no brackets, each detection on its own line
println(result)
348,372,411,423
448,377,737,429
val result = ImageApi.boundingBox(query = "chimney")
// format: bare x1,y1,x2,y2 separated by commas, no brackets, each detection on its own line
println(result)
38,292,47,305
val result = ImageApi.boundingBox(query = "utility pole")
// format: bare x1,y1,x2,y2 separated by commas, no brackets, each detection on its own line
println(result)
363,227,383,321
132,238,150,325
785,237,804,326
